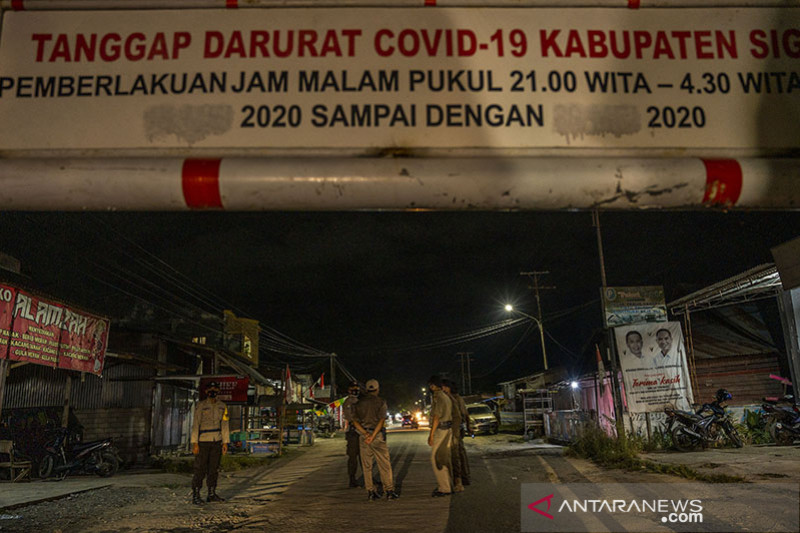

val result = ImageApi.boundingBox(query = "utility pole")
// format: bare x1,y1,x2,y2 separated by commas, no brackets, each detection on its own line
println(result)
520,271,555,371
330,353,337,400
459,353,465,393
456,352,473,395
467,356,472,395
592,210,626,441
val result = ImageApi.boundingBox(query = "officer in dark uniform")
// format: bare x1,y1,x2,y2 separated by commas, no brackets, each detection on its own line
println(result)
342,381,361,488
351,379,398,501
191,381,230,505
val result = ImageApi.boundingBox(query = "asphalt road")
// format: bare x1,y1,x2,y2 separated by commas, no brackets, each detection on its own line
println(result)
232,429,592,533
446,439,573,533
235,429,453,532
4,429,797,532
232,430,799,533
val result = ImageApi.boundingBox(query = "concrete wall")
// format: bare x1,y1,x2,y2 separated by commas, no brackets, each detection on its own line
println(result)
74,407,151,466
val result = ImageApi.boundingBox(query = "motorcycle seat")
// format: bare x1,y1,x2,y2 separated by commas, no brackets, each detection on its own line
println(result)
71,440,109,452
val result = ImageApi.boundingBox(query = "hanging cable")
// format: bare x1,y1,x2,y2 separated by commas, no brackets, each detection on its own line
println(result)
353,318,528,354
472,322,537,379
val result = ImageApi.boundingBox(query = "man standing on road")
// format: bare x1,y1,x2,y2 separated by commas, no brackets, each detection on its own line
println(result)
191,381,230,505
427,375,453,497
351,379,399,501
342,380,362,488
442,379,471,491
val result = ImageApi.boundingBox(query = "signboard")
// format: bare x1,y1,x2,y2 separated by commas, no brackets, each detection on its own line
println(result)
602,286,667,328
0,283,110,375
200,375,250,403
0,8,798,152
614,321,694,413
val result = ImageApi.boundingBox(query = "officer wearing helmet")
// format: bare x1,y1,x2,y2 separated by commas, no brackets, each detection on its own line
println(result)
191,380,230,505
342,381,362,488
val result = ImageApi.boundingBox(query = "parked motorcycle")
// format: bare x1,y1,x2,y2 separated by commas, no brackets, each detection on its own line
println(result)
38,426,121,480
313,415,337,438
665,389,743,452
761,395,800,445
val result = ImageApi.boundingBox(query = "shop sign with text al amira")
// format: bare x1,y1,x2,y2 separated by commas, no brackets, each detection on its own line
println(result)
0,283,110,375
0,8,798,152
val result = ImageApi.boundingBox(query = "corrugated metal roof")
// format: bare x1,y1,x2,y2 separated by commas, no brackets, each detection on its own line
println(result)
688,304,776,359
3,362,154,410
669,263,781,314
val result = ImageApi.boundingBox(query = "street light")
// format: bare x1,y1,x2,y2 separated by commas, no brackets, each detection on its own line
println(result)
504,304,548,370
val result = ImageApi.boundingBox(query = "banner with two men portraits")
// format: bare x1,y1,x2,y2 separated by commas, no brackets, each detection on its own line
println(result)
603,286,694,414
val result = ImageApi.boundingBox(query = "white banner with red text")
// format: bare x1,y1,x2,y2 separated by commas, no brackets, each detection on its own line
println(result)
0,8,797,152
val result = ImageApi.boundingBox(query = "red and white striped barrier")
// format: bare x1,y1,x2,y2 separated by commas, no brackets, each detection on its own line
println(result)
1,0,790,10
0,157,796,211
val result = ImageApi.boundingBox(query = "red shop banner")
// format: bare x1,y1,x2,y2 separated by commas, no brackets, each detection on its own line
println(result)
0,283,110,375
200,375,250,404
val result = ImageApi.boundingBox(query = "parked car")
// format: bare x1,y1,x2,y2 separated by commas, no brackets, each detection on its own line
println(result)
466,403,499,435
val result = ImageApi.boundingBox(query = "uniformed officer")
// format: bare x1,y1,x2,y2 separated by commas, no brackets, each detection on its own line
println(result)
351,379,399,501
342,381,361,488
442,379,471,492
191,381,230,505
427,375,453,497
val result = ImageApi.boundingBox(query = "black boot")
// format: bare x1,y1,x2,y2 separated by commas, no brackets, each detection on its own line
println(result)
207,486,225,502
192,487,204,505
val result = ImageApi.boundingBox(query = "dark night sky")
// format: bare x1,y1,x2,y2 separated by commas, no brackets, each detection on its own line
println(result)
0,210,798,407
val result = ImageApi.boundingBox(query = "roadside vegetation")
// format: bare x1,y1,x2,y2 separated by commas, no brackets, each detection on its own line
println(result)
566,425,745,483
736,409,773,445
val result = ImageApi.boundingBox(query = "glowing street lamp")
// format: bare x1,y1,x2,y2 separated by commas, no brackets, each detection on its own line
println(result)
504,304,548,370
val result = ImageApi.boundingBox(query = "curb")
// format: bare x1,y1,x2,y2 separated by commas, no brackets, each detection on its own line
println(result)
0,484,112,512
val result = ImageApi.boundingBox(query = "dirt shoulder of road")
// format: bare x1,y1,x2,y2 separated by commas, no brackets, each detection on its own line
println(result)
467,433,800,484
640,443,800,483
465,433,676,484
0,442,327,533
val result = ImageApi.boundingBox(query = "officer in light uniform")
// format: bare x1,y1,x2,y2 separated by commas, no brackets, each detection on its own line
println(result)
191,381,230,505
427,375,453,497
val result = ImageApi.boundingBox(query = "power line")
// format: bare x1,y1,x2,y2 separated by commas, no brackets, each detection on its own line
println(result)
86,215,332,359
24,214,332,362
472,322,536,379
353,318,529,354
